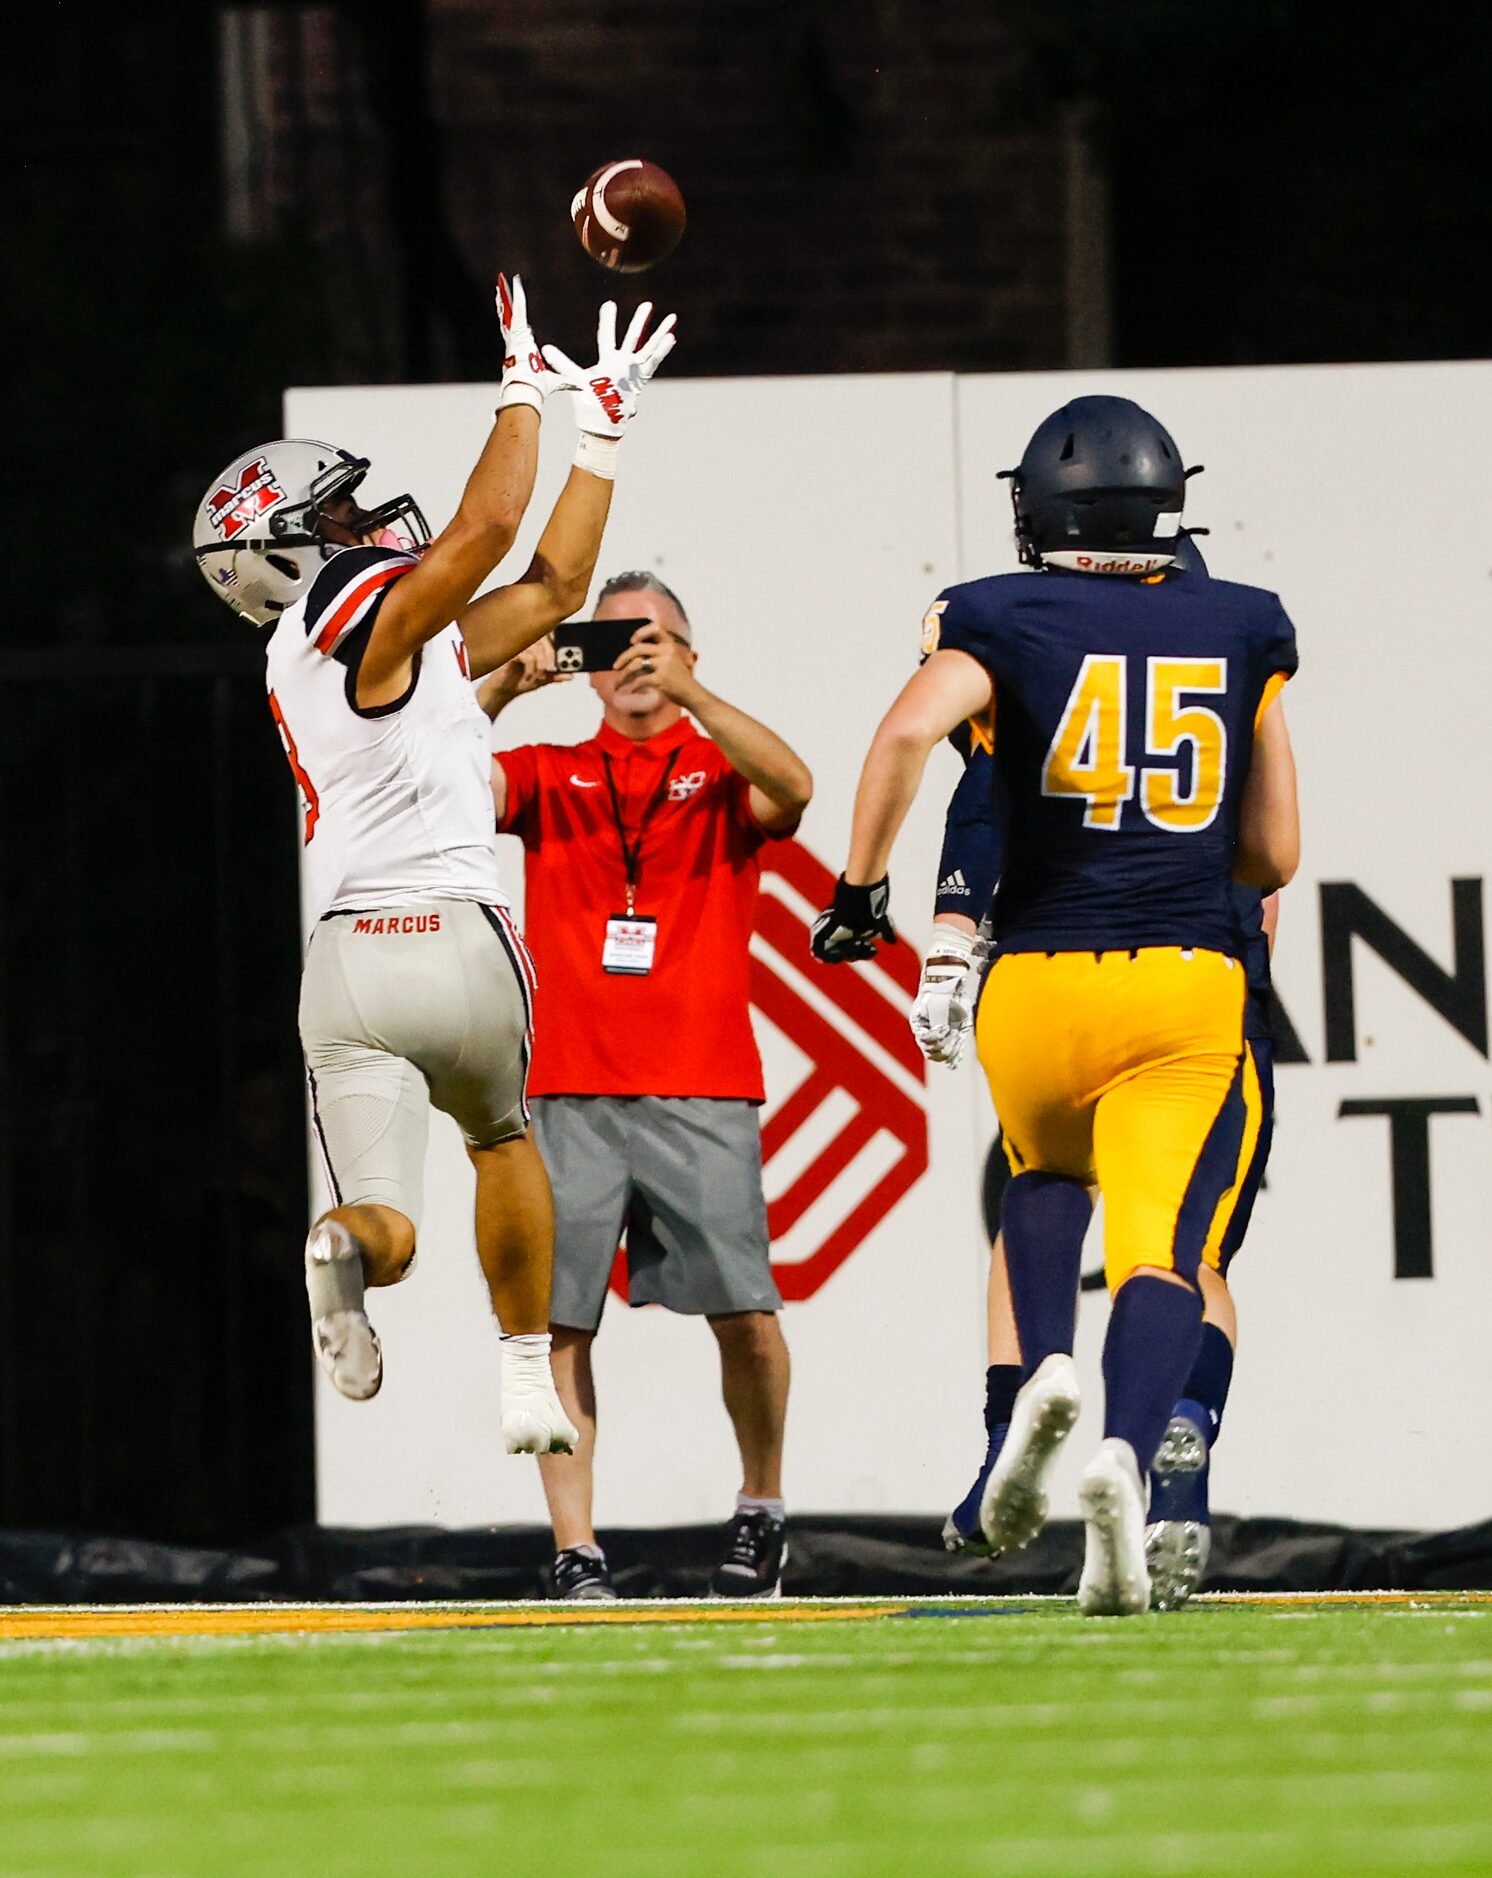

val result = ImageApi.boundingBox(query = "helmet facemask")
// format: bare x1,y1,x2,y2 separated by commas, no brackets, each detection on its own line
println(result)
269,458,432,560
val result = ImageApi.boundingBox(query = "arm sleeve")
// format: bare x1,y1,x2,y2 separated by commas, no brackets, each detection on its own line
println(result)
924,584,996,667
1264,595,1299,678
495,745,541,841
934,747,1003,918
1252,595,1300,731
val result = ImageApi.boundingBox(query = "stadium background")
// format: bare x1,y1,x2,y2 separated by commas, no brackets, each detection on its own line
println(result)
4,1,1489,1582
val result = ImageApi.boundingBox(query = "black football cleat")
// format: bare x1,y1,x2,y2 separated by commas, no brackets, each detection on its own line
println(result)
550,1547,620,1602
710,1511,788,1599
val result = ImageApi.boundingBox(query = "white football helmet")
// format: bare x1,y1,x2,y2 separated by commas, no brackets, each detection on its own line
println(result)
193,439,431,627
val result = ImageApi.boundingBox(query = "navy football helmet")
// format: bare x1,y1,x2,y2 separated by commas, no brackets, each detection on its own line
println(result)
1001,395,1194,576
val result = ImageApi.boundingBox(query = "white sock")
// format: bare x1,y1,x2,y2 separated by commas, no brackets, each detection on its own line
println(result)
737,1493,786,1523
500,1331,554,1389
304,1220,365,1320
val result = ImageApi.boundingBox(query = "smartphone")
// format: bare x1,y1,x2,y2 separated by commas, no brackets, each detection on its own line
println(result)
550,617,650,674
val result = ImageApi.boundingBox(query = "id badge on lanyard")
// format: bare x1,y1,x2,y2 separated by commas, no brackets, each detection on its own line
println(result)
602,913,658,975
600,750,677,976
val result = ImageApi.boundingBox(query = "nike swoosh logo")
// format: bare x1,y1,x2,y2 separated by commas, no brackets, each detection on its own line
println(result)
570,775,599,787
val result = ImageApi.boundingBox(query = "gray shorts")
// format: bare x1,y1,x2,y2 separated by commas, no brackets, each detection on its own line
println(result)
300,899,535,1228
531,1096,783,1332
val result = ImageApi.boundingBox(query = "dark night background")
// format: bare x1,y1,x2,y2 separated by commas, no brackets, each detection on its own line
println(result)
4,1,1488,1547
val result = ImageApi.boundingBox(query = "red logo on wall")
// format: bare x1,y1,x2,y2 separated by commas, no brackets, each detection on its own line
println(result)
610,838,928,1304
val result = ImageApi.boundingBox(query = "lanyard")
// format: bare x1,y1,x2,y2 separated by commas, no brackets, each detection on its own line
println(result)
601,750,680,915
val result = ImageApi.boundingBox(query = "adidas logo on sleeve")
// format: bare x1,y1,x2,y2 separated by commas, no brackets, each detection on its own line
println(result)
938,869,971,898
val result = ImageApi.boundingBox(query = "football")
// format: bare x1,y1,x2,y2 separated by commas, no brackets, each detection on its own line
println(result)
571,160,686,273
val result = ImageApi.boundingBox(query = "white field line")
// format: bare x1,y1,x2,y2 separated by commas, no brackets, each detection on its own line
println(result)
4,1736,1488,1815
0,1590,1484,1619
674,1684,1489,1738
731,1821,1492,1878
13,1820,1492,1878
1,1675,1486,1763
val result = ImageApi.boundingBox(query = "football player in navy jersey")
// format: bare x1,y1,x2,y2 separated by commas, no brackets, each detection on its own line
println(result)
814,397,1300,1614
918,536,1283,1608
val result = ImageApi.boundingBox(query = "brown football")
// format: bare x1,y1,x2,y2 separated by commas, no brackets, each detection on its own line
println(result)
571,160,686,273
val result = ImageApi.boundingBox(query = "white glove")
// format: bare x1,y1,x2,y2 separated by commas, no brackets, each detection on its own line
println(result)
543,300,678,438
909,928,986,1067
496,274,553,412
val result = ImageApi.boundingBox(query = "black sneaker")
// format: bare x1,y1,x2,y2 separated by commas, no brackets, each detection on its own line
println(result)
710,1511,788,1598
550,1547,620,1601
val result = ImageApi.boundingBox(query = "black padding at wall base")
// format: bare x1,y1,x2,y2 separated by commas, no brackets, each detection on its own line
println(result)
1,1514,1489,1605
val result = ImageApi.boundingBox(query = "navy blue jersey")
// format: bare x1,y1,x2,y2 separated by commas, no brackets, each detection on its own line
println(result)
931,568,1297,955
933,754,1276,1029
1231,881,1274,1042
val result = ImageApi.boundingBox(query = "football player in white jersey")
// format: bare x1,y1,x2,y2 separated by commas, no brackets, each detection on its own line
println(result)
194,279,676,1455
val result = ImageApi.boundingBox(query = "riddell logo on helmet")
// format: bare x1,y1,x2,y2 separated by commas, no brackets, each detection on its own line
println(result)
206,458,287,540
1066,551,1172,575
352,914,443,936
589,376,626,425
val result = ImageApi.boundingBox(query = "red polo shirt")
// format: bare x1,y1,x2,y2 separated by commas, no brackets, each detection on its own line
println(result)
496,716,792,1099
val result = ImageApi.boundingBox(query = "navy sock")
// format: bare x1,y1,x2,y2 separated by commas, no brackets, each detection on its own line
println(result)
1174,1322,1235,1446
984,1364,1022,1435
1002,1172,1090,1378
1102,1275,1204,1480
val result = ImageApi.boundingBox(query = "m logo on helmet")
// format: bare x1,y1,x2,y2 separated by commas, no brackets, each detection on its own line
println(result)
206,457,287,540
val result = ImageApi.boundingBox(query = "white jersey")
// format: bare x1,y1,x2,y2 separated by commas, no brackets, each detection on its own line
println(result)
264,545,506,923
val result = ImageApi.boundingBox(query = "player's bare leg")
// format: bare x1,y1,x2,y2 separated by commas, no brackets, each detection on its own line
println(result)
468,1134,578,1456
305,1202,415,1401
1196,1262,1236,1344
987,1237,1022,1368
1147,1264,1237,1609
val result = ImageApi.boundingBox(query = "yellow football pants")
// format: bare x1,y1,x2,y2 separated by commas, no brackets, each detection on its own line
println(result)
976,948,1257,1290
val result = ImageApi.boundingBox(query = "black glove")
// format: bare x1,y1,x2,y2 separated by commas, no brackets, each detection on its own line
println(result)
810,875,896,964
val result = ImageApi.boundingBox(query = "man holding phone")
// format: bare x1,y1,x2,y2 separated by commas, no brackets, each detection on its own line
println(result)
479,572,813,1600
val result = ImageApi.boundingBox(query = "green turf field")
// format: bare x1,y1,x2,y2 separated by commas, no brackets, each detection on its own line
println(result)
1,1597,1489,1877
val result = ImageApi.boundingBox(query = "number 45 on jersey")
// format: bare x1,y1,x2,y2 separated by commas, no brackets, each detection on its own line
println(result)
1042,654,1228,834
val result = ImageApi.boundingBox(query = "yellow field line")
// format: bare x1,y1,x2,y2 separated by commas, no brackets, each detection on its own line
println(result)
0,1601,910,1640
1,1590,1486,1641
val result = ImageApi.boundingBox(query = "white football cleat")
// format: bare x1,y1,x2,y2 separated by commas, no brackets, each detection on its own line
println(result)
977,1353,1082,1554
312,1309,383,1401
1146,1519,1211,1611
502,1384,579,1456
1146,1415,1212,1610
1078,1438,1151,1616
